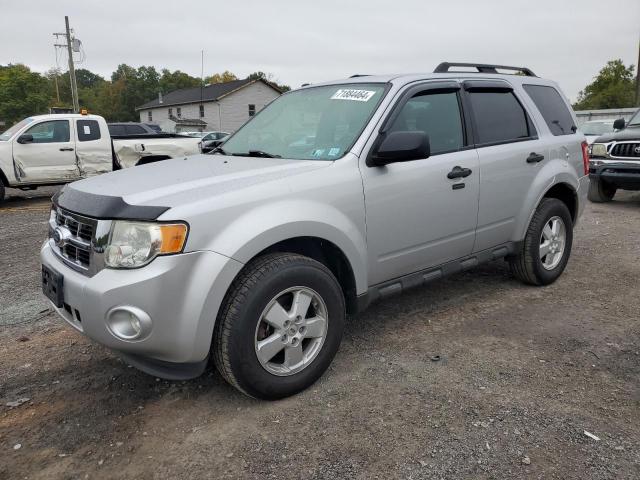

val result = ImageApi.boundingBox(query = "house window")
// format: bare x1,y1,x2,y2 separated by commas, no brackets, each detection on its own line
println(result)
199,105,204,118
148,111,152,122
177,107,182,118
168,108,173,118
248,104,256,117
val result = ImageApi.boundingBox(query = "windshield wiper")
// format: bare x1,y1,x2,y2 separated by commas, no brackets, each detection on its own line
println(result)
211,146,228,155
232,150,281,158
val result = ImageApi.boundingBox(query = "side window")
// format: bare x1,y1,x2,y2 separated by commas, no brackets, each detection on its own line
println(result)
467,91,533,145
77,120,101,142
176,107,182,118
523,85,575,136
109,125,125,136
168,108,173,118
248,104,256,117
125,125,146,135
147,111,152,122
388,91,464,155
24,120,70,144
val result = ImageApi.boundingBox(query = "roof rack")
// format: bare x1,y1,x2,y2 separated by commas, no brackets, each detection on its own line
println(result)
433,62,537,77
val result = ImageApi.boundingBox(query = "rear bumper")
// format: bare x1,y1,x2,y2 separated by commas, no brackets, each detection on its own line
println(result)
589,163,640,190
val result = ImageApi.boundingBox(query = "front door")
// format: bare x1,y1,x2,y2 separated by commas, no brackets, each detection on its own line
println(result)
361,83,480,285
12,119,79,183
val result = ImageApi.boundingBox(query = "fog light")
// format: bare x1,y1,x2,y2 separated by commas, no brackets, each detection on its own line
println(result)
106,306,152,341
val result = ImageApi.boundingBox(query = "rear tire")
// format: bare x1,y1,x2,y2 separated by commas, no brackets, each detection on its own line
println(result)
588,177,616,202
510,198,573,286
213,253,345,400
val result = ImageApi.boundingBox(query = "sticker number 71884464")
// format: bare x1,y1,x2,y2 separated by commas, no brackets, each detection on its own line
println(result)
330,89,376,102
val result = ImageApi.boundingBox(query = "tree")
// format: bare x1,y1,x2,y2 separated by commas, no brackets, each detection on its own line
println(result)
0,64,50,127
205,70,238,84
159,69,201,93
574,60,636,110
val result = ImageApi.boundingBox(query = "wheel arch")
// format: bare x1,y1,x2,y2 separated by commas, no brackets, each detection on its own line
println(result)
250,236,359,314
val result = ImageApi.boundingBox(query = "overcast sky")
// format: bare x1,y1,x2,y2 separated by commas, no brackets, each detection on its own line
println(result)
1,0,638,101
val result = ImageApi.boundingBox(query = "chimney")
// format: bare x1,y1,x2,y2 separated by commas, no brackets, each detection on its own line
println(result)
158,92,163,104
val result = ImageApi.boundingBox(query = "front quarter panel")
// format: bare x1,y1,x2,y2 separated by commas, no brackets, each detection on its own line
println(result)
163,157,369,294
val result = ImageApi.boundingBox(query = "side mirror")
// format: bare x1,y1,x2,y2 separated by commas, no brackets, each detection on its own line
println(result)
17,134,34,144
368,131,430,167
613,118,625,130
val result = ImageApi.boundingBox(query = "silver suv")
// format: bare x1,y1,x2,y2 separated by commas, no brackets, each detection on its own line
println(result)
41,63,589,399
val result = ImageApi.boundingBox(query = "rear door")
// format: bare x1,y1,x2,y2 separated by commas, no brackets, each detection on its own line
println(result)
74,118,112,176
462,80,545,251
360,81,480,285
12,118,80,182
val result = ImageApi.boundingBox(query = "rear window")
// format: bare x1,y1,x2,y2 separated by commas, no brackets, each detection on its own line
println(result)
467,91,533,145
77,120,101,141
523,85,576,136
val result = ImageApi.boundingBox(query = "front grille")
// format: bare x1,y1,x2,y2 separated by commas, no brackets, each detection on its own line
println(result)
610,143,640,158
51,209,95,270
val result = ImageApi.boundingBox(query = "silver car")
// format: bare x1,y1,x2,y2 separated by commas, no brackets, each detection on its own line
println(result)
41,62,589,399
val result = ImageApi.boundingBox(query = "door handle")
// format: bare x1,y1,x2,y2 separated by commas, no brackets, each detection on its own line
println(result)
59,147,74,151
447,166,472,179
526,152,544,163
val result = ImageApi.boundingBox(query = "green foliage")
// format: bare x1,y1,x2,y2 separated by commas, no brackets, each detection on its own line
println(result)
574,60,636,110
0,64,51,127
0,63,289,128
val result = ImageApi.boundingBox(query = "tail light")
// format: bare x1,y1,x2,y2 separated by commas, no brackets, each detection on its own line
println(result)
581,141,589,175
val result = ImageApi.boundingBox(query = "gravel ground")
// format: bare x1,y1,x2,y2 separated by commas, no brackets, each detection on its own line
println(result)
0,187,639,479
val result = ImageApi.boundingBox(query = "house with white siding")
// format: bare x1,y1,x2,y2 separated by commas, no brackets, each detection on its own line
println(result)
136,78,282,134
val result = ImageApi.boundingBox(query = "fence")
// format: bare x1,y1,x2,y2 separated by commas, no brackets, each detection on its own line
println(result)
574,107,637,126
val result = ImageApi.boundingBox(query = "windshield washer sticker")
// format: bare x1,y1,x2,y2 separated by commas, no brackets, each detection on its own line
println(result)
328,148,340,157
312,149,325,158
331,89,376,102
83,125,91,135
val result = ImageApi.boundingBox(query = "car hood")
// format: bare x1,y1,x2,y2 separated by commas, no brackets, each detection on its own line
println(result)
57,154,332,219
594,125,640,143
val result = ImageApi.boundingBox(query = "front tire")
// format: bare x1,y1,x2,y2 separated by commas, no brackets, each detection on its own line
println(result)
588,177,616,202
213,253,345,400
510,198,573,286
0,178,5,204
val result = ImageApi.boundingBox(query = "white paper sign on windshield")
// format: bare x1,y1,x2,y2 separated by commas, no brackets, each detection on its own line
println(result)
331,89,376,102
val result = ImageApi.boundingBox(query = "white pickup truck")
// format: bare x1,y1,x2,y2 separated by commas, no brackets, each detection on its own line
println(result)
0,113,201,203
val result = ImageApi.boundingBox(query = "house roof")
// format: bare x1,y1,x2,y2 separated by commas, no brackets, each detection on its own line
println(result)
136,78,281,110
167,116,207,126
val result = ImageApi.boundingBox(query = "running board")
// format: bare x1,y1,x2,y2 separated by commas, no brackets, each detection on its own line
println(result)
356,242,519,313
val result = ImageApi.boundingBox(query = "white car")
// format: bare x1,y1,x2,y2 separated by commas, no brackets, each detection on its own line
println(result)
580,120,616,144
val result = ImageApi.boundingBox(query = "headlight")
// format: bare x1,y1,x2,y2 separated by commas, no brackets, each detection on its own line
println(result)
104,221,188,269
590,144,608,158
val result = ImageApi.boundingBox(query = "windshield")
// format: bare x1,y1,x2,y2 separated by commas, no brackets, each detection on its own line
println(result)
628,109,640,126
221,83,387,160
0,117,34,141
581,122,613,135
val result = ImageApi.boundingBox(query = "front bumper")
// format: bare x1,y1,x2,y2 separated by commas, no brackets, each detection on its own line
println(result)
41,241,243,377
589,162,640,191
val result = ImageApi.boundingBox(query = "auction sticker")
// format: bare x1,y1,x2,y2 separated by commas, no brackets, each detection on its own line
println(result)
331,89,376,102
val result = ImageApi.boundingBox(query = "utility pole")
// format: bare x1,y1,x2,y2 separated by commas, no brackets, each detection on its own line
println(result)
65,16,79,113
53,16,79,112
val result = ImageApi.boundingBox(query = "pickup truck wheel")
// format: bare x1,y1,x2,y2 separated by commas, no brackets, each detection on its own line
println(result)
510,198,573,286
213,253,345,400
587,178,616,202
0,179,5,204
